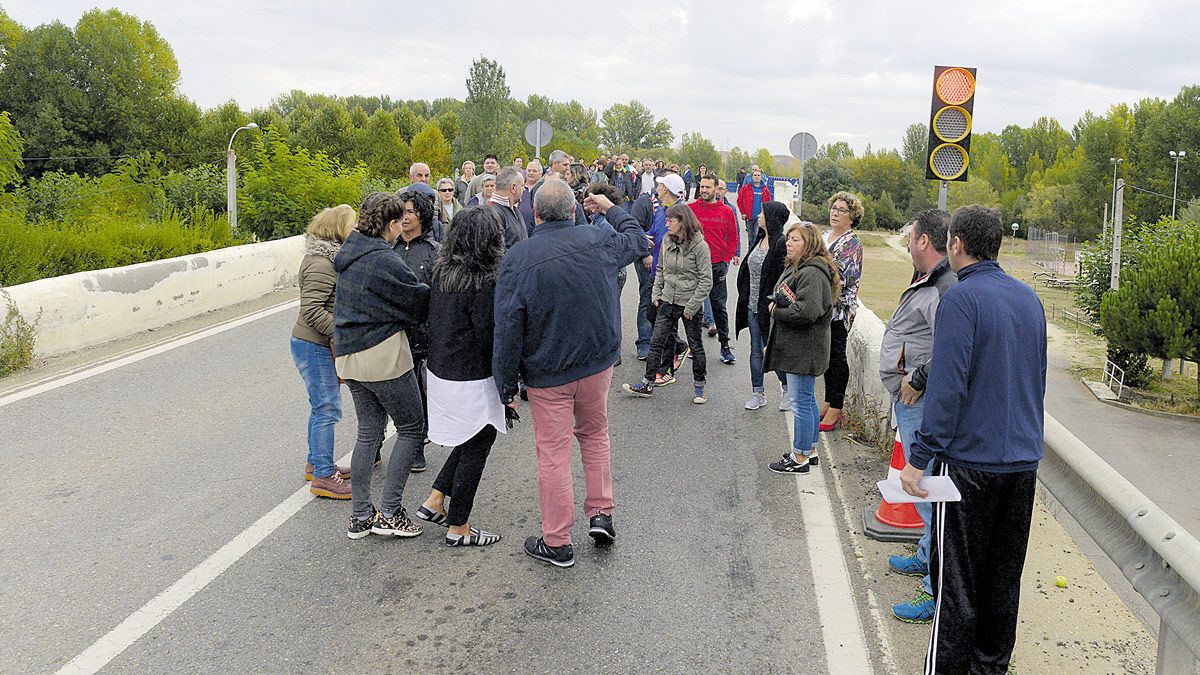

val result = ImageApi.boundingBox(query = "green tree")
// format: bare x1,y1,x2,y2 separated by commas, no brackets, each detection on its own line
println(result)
801,157,854,206
818,141,855,162
723,146,753,181
0,8,23,61
901,123,927,165
1099,225,1200,400
353,110,410,180
598,100,672,151
874,190,903,229
943,176,1002,213
392,106,422,144
0,111,25,187
677,132,722,178
434,110,460,149
752,148,777,175
293,99,356,164
411,119,452,178
456,57,519,165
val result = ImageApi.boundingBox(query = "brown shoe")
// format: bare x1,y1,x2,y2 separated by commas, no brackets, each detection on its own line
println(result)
310,471,351,499
305,463,351,481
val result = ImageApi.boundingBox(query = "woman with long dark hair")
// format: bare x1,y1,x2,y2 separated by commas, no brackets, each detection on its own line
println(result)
734,200,788,410
333,192,431,540
414,207,508,547
622,203,713,404
765,221,840,475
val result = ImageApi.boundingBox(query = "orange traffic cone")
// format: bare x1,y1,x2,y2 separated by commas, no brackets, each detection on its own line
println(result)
862,431,924,542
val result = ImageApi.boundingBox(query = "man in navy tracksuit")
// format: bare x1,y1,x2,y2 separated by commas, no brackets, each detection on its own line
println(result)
900,205,1047,675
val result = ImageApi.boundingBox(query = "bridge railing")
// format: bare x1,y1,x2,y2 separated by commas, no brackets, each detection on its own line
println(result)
1039,415,1200,674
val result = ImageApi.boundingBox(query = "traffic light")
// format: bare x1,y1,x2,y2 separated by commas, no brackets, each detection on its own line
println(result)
925,65,977,182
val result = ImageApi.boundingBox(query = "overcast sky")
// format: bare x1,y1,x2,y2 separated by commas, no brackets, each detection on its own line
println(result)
8,1,1199,156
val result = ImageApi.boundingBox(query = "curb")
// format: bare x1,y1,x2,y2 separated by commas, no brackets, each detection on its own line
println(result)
1079,378,1200,423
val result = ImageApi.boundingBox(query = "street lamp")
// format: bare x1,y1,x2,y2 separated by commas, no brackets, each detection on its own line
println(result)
1169,150,1186,220
1010,222,1019,262
1109,157,1123,231
227,123,259,231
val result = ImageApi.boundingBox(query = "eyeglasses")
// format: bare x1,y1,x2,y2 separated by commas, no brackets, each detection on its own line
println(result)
829,206,851,216
438,188,454,192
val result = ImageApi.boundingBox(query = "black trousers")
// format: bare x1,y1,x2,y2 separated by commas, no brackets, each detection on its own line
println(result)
707,261,730,345
431,425,498,526
926,462,1037,675
824,320,849,408
645,303,706,385
646,301,687,377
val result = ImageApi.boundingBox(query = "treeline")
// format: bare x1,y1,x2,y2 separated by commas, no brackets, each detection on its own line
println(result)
1,7,1198,287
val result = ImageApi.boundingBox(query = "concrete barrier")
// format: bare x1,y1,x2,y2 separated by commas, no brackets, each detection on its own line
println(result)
5,236,304,358
844,301,893,442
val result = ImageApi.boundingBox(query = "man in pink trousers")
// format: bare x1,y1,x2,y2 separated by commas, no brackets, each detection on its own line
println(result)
492,180,651,568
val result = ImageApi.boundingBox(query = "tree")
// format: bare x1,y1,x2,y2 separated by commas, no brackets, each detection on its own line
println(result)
752,148,777,175
678,132,722,178
1100,225,1200,400
802,157,854,206
598,100,672,151
0,8,23,62
874,190,903,229
456,57,519,166
392,106,422,144
353,110,410,181
411,119,452,178
723,146,753,181
293,99,356,164
901,123,927,166
943,176,1002,213
818,141,855,162
0,111,25,187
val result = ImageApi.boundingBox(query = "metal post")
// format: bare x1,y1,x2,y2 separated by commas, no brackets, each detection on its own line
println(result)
1170,152,1184,220
1110,179,1124,290
535,125,542,162
1102,202,1108,238
937,180,948,210
226,149,237,231
797,156,807,212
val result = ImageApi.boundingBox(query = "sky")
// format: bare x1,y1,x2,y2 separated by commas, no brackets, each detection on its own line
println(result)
7,0,1200,157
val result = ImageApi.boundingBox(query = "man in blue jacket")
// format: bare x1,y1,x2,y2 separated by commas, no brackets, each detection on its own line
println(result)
900,205,1047,675
493,180,650,569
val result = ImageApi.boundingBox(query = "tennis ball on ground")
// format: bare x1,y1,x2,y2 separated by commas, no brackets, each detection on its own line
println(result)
1055,575,1068,588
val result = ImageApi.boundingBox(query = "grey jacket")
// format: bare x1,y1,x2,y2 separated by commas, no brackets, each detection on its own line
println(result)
653,234,713,316
878,257,957,398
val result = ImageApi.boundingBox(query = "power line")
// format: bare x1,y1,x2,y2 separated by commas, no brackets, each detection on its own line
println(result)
0,151,225,162
1126,184,1176,201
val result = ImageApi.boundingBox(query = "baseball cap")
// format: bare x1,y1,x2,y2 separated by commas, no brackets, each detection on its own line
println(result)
655,173,685,197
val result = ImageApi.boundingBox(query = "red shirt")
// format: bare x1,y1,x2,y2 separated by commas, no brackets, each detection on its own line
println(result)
689,199,740,263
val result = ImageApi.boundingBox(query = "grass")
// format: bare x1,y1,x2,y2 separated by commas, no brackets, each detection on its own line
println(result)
0,291,37,378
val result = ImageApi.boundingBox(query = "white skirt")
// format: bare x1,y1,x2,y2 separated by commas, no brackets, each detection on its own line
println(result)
425,368,508,447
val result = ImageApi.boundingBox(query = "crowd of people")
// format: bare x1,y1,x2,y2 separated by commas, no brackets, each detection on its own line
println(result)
288,148,1047,673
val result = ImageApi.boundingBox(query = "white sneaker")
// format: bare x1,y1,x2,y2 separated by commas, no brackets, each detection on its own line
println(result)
778,393,791,411
744,392,767,410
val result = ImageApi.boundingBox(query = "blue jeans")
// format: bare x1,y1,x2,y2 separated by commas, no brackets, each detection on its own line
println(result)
747,310,785,393
786,373,820,455
703,298,713,327
290,337,342,479
894,397,933,595
635,260,654,354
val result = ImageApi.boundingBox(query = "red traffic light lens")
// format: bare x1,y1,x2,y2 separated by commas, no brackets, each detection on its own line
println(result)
936,68,975,105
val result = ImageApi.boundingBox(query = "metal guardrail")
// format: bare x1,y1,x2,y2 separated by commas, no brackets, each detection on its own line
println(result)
1039,414,1200,674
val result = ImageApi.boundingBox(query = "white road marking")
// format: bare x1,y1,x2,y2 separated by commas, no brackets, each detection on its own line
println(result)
0,299,298,409
784,412,873,674
56,445,362,675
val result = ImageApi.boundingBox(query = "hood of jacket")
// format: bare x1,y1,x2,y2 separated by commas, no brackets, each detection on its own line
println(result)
304,233,341,261
334,230,393,273
760,201,788,249
791,256,834,286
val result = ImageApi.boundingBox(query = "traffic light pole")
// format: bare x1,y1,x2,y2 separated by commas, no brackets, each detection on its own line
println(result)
937,180,948,210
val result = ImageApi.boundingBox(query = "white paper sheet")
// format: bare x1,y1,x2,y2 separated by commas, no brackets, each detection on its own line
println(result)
877,476,962,504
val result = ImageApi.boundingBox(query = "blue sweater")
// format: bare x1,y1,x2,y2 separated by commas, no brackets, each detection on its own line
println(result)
909,260,1047,473
493,205,650,400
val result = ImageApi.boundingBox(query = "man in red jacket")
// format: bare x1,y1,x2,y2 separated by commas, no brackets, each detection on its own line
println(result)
736,167,772,239
690,174,741,364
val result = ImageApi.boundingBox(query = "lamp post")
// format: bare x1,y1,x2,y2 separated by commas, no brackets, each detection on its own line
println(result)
227,123,259,231
1010,222,1019,262
1109,157,1123,231
1169,150,1186,220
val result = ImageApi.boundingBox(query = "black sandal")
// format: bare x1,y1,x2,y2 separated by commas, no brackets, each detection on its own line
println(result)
445,527,502,547
415,505,448,527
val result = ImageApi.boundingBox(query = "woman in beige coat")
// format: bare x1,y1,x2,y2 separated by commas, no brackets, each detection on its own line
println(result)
622,203,713,404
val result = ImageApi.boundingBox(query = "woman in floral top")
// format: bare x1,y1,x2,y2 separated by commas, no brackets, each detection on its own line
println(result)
820,191,864,431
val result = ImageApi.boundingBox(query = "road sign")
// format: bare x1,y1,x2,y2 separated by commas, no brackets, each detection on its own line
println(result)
789,132,818,161
524,119,553,160
789,132,818,211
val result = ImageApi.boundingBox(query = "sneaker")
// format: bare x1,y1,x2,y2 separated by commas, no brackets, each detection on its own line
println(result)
371,508,423,538
654,372,676,387
310,471,351,499
446,526,502,547
720,346,736,364
347,509,377,540
692,386,707,405
588,514,616,545
410,450,427,473
524,536,575,568
780,451,819,467
306,463,350,481
891,591,935,624
778,393,791,412
888,554,928,577
672,348,689,372
769,454,812,475
708,325,718,337
745,392,767,410
622,382,654,398
636,348,649,361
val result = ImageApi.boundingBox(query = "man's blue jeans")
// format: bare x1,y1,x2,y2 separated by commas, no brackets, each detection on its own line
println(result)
635,259,654,355
895,397,933,595
290,337,342,479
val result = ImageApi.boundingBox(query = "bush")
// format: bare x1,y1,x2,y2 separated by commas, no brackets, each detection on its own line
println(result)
0,291,37,377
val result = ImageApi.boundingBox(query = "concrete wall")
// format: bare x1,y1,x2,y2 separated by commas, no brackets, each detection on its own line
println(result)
844,301,894,442
5,236,304,358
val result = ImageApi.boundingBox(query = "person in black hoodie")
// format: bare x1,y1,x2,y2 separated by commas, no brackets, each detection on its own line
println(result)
735,200,790,410
333,192,431,541
414,207,508,547
394,190,440,473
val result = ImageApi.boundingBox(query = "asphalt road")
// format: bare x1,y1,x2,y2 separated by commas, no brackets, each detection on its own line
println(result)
1,260,873,673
